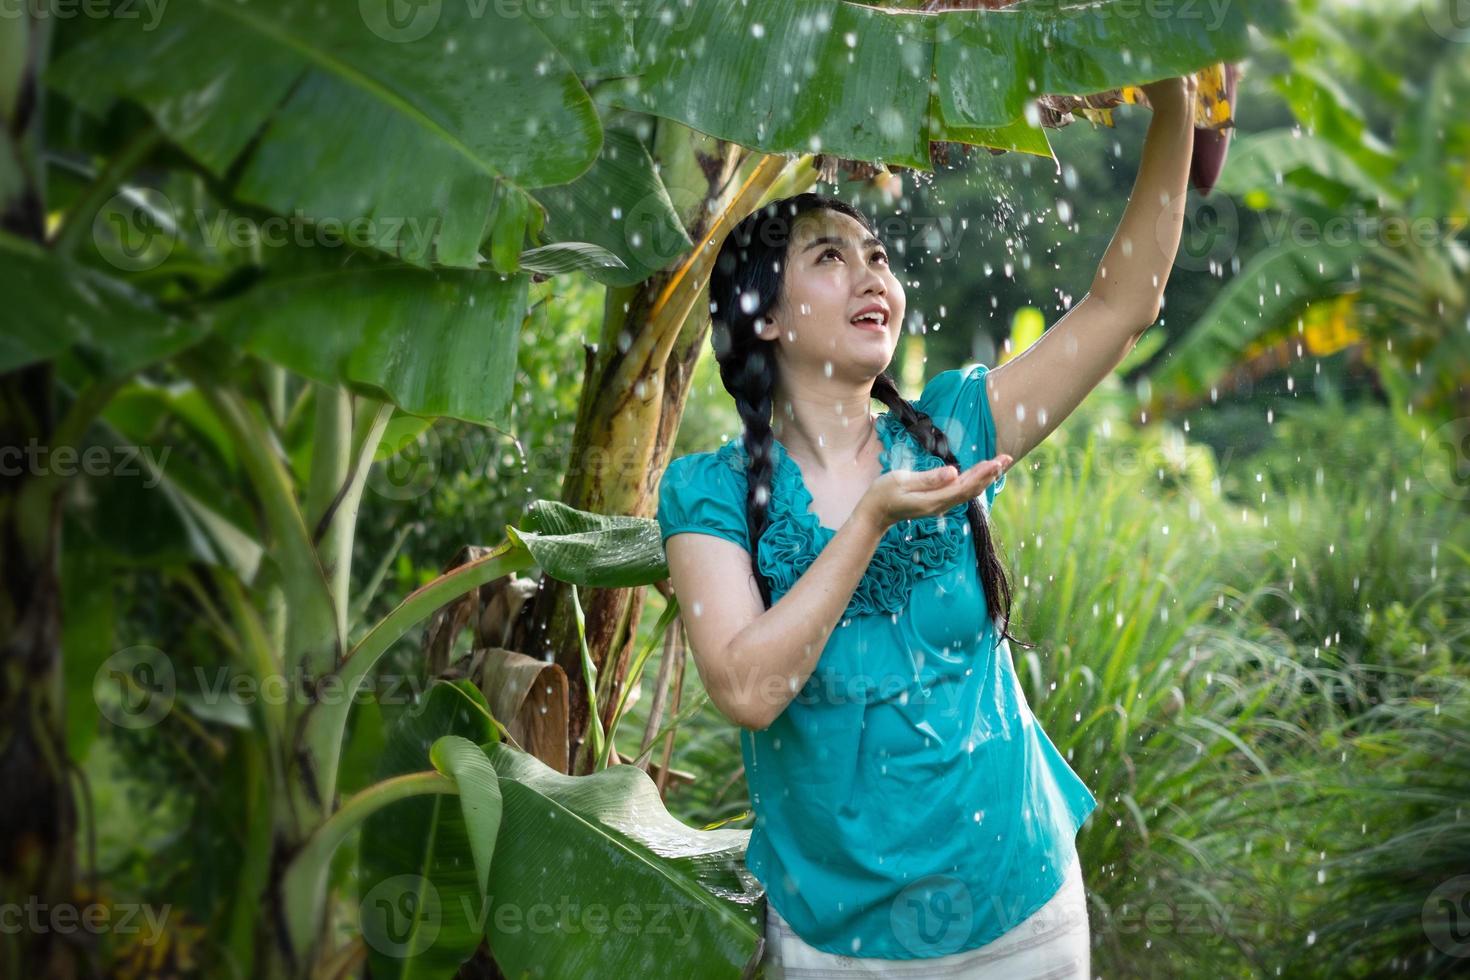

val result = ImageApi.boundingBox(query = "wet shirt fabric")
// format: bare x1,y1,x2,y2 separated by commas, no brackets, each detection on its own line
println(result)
656,364,1098,960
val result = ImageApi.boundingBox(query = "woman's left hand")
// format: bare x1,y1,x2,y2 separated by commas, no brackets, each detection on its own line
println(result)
1140,74,1198,115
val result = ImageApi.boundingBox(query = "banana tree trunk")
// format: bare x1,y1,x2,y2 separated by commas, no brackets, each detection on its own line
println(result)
0,13,78,977
509,123,801,772
0,366,76,979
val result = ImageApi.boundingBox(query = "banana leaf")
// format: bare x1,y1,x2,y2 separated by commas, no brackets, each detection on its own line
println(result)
483,742,762,979
48,0,1282,273
359,681,500,980
507,500,670,589
0,232,207,376
1149,237,1370,404
46,0,603,269
209,264,528,425
567,0,1281,168
1215,132,1394,206
533,127,693,286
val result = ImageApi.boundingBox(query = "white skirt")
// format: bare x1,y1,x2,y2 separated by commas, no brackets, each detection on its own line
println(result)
761,853,1090,979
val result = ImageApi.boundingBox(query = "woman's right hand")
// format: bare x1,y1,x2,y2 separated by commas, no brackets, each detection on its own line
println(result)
859,455,1012,530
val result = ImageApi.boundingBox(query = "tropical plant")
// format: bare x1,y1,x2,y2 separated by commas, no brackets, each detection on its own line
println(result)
951,398,1470,976
1147,8,1470,427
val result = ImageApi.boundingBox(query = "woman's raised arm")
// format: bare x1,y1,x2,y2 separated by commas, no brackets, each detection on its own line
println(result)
986,74,1199,465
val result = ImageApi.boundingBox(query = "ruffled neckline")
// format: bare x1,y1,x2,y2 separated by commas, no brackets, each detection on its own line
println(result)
727,412,971,617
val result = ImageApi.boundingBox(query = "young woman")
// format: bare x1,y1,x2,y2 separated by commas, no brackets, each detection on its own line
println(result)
657,74,1198,978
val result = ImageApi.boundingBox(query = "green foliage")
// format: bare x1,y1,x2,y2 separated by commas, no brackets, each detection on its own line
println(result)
584,0,1273,166
47,0,602,268
1153,12,1470,425
991,400,1467,977
509,500,671,588
351,273,599,633
212,265,528,424
0,232,206,376
480,743,764,980
359,682,498,978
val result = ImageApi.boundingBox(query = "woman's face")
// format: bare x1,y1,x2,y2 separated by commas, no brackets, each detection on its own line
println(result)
759,209,905,383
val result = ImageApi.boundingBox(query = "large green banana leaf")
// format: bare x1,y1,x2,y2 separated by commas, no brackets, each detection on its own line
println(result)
534,127,694,286
550,0,1282,167
48,0,1281,274
483,741,762,979
357,681,762,978
46,0,603,269
6,151,530,429
429,736,505,919
359,681,501,980
210,264,528,424
0,233,207,376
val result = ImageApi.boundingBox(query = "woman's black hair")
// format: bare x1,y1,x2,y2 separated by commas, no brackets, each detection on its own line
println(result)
706,191,1025,649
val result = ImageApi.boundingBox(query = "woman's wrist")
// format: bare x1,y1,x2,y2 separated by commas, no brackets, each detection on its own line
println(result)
848,497,891,541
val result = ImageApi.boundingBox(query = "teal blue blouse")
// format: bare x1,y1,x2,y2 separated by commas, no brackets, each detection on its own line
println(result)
656,364,1098,959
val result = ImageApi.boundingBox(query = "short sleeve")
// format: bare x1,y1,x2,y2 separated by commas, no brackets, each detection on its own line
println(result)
914,363,1006,507
656,451,751,551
